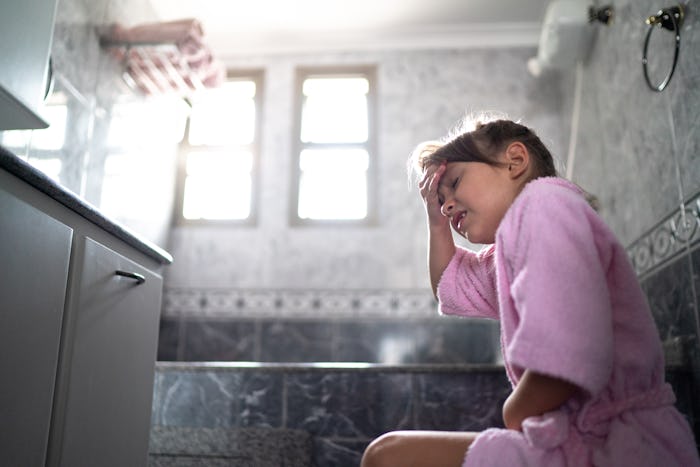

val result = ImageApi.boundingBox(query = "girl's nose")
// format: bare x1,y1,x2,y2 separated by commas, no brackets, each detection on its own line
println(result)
441,199,454,217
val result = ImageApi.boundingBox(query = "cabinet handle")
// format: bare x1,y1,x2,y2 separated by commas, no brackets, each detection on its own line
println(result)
115,270,146,285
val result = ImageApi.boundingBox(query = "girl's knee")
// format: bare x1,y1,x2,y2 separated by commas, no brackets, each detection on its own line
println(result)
361,431,405,467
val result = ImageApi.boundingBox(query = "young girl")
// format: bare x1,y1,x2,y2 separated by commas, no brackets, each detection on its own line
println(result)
361,118,699,467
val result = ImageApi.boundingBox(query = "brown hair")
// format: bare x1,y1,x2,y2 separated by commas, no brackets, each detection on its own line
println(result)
409,118,601,210
411,119,557,181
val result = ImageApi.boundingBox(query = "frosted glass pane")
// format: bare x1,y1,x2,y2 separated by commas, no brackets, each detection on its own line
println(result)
189,80,257,146
101,153,150,218
297,148,369,219
182,149,253,220
299,148,368,171
301,77,368,143
183,174,251,220
303,77,368,95
104,152,132,174
32,105,68,150
186,150,253,175
298,171,367,219
108,98,187,146
1,129,31,148
101,150,180,223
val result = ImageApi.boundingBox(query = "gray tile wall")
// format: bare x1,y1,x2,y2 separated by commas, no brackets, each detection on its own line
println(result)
567,0,700,446
570,0,700,245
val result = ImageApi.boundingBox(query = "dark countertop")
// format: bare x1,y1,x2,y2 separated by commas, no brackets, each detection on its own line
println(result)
0,145,172,264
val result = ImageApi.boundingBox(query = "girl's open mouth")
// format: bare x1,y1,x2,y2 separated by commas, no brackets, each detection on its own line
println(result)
452,211,467,234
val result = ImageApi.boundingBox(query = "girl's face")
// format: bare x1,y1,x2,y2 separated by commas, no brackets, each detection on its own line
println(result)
437,156,521,244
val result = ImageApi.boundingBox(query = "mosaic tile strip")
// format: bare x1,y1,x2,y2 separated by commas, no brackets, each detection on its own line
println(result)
627,191,700,277
162,288,439,319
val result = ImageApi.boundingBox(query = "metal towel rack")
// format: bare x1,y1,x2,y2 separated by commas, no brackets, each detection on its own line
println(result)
642,4,685,92
98,20,224,97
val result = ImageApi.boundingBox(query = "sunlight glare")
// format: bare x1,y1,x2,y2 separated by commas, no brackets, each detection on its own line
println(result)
298,148,368,219
183,149,253,220
301,77,368,143
189,80,256,146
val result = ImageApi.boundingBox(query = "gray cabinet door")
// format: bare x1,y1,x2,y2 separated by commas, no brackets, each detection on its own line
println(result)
54,237,162,467
0,187,72,466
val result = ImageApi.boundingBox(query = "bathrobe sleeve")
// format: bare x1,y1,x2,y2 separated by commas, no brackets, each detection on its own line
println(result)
436,244,499,319
503,186,614,396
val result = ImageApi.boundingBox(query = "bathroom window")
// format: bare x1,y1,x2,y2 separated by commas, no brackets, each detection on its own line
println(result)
101,97,187,221
292,67,376,224
176,71,262,224
0,98,68,183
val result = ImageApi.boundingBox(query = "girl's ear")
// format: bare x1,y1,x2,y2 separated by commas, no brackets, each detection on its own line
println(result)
505,142,530,178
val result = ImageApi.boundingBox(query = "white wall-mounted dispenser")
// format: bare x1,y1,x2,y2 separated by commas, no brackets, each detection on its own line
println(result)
527,1,608,76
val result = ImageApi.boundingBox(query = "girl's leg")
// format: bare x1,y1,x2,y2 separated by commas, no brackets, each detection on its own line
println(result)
361,430,479,467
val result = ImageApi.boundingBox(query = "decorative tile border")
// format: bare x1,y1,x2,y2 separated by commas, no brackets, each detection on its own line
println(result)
162,288,439,319
627,191,700,277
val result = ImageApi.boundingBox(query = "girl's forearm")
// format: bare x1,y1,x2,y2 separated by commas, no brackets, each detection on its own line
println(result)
502,370,580,431
428,224,456,297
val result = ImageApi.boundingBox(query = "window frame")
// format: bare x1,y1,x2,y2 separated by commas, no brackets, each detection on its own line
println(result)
174,69,264,226
0,93,69,183
290,65,378,226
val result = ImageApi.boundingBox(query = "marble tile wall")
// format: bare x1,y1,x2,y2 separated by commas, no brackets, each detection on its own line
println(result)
640,242,700,442
150,363,695,466
150,364,512,466
570,0,700,246
567,0,700,447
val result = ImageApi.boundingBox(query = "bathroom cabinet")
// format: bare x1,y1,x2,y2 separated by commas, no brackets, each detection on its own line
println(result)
48,237,163,466
0,0,59,129
0,188,73,467
0,154,170,466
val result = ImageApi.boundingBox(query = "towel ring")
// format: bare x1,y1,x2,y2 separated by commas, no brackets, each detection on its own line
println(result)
642,4,685,92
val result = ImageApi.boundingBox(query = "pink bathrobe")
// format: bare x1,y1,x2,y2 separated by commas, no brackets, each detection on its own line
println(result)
437,177,699,466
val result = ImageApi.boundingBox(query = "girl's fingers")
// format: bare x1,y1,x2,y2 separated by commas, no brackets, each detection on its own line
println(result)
419,163,445,192
422,163,445,199
418,165,435,189
430,163,446,192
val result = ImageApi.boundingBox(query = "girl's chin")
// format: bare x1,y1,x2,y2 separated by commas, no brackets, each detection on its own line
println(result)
455,229,474,242
460,229,493,245
454,222,491,244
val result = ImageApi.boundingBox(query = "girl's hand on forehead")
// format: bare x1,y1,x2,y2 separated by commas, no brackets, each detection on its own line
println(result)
418,162,449,229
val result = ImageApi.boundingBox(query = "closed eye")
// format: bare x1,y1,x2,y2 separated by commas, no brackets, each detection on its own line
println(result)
451,177,459,189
